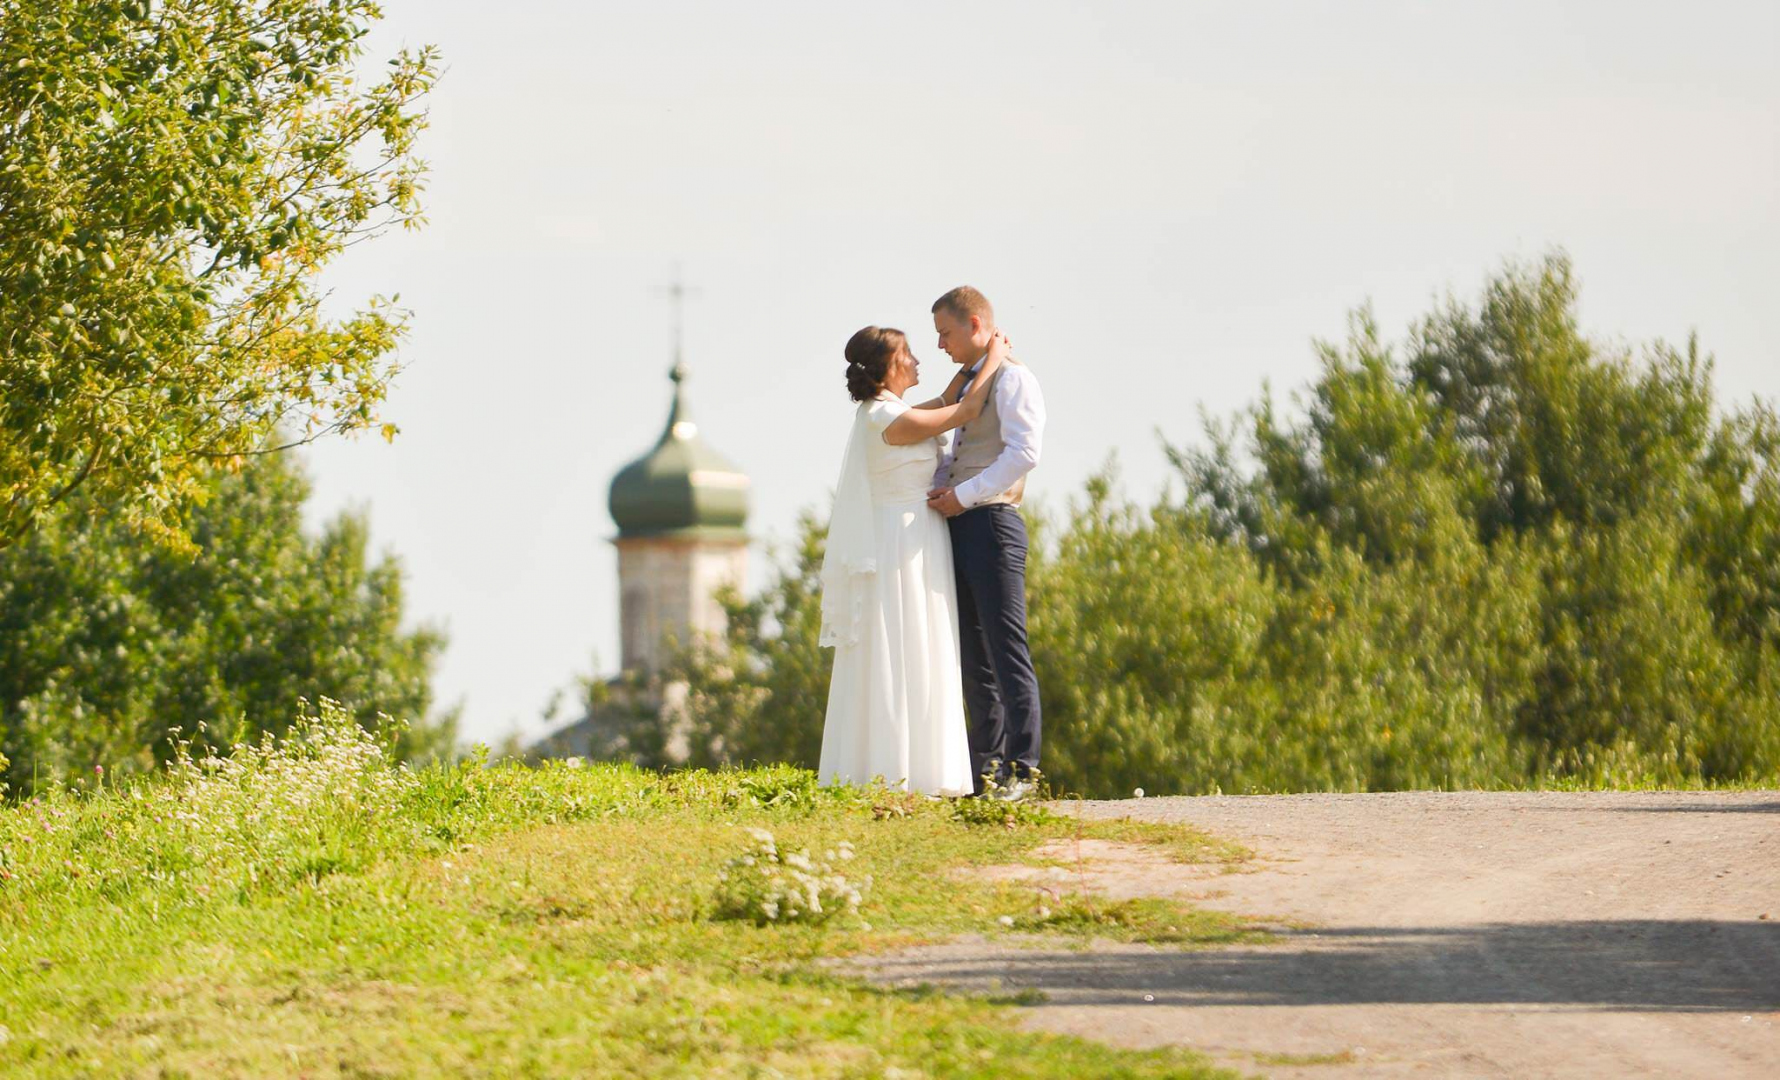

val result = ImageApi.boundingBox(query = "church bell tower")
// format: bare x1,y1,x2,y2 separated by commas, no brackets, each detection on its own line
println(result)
606,334,749,673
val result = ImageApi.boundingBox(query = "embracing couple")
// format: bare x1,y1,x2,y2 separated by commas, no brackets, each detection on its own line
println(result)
817,286,1046,801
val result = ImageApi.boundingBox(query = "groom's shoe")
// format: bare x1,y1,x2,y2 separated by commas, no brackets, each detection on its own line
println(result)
991,777,1036,803
991,766,1043,803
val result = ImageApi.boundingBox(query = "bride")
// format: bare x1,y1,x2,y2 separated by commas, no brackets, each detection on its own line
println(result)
817,324,1008,796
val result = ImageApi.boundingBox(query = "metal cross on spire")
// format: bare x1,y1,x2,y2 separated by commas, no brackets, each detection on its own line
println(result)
660,267,701,439
662,266,700,377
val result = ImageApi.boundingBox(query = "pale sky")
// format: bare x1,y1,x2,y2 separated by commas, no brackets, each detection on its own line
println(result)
300,0,1780,747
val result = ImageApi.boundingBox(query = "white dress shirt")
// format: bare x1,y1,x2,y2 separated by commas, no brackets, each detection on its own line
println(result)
933,354,1046,509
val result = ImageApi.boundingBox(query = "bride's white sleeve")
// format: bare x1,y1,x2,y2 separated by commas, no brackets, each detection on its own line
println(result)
863,397,909,438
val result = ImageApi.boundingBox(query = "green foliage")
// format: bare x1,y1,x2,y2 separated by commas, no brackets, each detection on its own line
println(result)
0,0,437,550
0,450,454,796
1077,251,1780,794
726,763,828,811
951,793,1058,830
1005,894,1267,948
654,253,1780,796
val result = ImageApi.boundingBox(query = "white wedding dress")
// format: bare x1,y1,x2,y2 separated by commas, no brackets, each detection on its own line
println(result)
817,391,975,796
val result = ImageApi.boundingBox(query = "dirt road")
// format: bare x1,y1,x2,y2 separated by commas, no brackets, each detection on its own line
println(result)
859,791,1780,1078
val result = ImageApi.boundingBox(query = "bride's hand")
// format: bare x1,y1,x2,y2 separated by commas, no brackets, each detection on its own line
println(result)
975,329,1010,381
988,328,1012,362
958,329,1010,417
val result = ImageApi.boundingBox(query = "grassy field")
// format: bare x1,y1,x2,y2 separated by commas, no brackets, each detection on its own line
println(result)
0,707,1262,1078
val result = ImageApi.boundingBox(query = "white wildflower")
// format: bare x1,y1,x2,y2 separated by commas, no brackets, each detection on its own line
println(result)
712,831,868,927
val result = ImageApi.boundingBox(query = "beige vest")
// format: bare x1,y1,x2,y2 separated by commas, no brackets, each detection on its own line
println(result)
947,362,1025,508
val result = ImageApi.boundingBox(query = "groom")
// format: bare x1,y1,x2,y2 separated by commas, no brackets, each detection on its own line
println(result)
927,286,1047,801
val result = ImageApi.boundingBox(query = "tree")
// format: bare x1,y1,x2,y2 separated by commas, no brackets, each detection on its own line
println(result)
1166,252,1780,791
0,449,455,796
0,0,437,551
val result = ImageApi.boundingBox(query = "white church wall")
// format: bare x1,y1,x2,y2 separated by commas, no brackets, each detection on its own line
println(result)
616,537,747,673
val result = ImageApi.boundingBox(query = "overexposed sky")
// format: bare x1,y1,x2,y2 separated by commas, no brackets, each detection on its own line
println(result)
300,0,1780,747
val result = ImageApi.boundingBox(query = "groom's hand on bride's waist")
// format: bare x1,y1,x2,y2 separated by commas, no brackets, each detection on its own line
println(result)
927,487,966,518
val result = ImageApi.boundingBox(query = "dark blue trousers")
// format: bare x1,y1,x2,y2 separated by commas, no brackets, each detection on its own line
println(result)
947,504,1042,790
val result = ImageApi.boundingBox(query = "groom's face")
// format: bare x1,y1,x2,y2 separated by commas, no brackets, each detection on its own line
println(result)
933,309,988,366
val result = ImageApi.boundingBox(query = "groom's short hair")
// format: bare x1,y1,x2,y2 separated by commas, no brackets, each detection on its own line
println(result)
932,286,993,325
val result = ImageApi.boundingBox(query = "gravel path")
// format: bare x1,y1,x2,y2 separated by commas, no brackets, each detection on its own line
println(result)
858,790,1780,1079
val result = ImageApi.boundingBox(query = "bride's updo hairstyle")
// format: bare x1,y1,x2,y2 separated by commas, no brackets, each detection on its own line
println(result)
845,326,906,402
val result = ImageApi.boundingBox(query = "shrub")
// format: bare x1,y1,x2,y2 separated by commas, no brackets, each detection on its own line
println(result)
710,828,868,926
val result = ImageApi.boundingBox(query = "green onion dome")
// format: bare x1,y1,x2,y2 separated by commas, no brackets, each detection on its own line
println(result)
608,363,750,540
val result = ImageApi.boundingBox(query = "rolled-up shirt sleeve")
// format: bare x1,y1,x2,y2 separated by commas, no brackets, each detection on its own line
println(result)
954,365,1045,509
